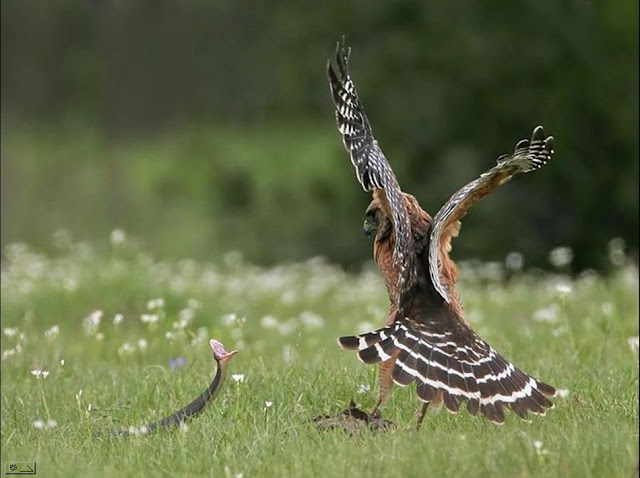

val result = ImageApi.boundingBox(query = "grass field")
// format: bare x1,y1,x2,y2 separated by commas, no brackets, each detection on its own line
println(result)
1,235,638,477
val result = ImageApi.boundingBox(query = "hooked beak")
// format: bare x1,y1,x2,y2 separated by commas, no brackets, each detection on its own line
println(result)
363,220,376,237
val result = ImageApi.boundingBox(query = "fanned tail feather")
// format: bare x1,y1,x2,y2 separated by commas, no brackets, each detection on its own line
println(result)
340,320,555,424
337,324,398,351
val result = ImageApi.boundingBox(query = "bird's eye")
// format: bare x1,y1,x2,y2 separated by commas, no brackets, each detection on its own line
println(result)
365,209,378,223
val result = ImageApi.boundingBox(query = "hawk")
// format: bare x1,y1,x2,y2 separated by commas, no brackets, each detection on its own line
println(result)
327,39,556,426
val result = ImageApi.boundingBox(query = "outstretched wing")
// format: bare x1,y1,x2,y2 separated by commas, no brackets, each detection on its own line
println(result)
327,38,416,295
429,126,554,303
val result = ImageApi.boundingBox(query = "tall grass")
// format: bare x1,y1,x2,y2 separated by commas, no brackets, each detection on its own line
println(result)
1,235,638,477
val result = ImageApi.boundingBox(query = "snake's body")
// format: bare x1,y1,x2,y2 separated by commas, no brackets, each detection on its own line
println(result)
99,339,236,437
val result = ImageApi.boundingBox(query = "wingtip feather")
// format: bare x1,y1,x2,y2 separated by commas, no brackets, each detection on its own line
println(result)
338,335,360,350
532,125,546,141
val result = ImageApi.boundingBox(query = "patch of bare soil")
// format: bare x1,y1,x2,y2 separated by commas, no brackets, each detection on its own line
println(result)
314,400,396,435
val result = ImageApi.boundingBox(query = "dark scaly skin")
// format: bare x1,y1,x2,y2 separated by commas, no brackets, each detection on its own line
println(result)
97,339,237,437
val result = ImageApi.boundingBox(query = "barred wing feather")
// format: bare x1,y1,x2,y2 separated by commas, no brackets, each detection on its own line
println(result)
429,126,555,303
327,38,417,299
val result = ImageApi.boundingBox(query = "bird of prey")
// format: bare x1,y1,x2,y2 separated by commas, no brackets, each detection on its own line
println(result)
327,39,556,426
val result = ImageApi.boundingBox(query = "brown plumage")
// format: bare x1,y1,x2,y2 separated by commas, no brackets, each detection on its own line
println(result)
327,38,556,426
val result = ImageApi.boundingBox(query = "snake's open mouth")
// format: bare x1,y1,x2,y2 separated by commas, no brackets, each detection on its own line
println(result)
209,339,238,362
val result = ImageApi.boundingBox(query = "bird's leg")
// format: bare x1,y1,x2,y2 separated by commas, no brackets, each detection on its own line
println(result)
416,391,443,430
371,356,397,418
371,304,399,418
415,402,430,430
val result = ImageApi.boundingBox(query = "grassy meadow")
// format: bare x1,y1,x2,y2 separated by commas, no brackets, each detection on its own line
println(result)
1,234,638,477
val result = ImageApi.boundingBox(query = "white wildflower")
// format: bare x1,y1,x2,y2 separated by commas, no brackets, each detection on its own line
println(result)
622,265,638,289
608,237,626,266
575,270,598,290
32,420,45,429
221,313,238,327
165,331,176,340
278,319,297,336
224,466,244,478
31,369,49,379
356,321,375,334
260,315,279,329
4,327,18,337
552,326,567,337
187,298,202,309
95,332,105,341
137,339,148,351
480,261,504,281
533,440,549,456
549,246,573,268
178,308,195,323
110,229,126,245
557,388,570,398
60,359,65,366
553,280,573,296
140,314,159,324
173,318,189,330
138,425,149,435
505,252,524,271
190,327,208,346
2,347,18,360
280,290,296,305
533,303,560,323
170,276,188,294
82,310,103,335
628,336,639,352
46,419,57,428
231,374,245,383
357,384,371,394
44,325,60,340
299,311,325,329
118,343,135,356
113,314,124,326
264,401,273,408
146,298,165,310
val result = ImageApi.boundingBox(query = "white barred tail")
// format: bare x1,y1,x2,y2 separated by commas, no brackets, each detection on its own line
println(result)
338,321,556,424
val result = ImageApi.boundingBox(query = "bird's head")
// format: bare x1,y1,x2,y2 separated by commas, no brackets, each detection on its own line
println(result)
363,204,381,237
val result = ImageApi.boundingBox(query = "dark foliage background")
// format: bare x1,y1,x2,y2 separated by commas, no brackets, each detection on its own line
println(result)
2,0,638,271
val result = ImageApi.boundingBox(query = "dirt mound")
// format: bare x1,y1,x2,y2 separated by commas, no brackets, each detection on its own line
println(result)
314,400,396,435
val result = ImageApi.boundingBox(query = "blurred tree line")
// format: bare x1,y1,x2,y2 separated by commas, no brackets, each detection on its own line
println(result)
1,0,638,272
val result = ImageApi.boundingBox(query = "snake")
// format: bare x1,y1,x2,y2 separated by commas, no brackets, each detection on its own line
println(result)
97,339,237,437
